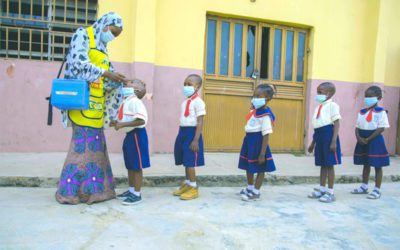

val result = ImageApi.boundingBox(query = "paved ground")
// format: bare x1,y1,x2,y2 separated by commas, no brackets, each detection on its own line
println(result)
0,153,399,187
1,183,399,250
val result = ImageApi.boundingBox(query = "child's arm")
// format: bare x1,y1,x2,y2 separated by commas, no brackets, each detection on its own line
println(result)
307,139,315,153
258,134,269,165
329,119,340,152
365,128,385,143
115,119,145,131
189,115,204,152
355,128,367,145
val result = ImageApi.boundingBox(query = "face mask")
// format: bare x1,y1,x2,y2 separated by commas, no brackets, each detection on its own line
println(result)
251,98,266,109
122,87,135,97
315,94,327,103
183,86,195,97
364,97,378,107
101,29,115,43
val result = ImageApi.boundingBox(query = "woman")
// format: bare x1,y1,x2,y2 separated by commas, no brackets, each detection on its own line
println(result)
56,12,127,204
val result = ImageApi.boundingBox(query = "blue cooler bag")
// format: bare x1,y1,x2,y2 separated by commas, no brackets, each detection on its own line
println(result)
50,79,89,110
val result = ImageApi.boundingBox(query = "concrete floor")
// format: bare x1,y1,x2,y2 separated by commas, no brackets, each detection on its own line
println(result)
1,184,399,250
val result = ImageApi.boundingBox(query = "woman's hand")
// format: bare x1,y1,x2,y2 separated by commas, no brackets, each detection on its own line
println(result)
103,71,127,83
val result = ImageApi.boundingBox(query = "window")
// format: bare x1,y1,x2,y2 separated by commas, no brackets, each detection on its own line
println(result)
0,0,98,61
204,16,308,83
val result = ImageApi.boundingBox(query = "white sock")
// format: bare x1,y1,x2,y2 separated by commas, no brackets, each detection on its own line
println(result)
185,179,190,185
327,188,334,195
247,185,255,190
361,183,368,190
374,187,380,192
133,190,141,197
320,185,327,192
189,181,197,188
252,188,260,195
129,187,135,193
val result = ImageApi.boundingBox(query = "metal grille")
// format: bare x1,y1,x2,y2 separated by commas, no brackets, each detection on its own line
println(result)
0,0,98,61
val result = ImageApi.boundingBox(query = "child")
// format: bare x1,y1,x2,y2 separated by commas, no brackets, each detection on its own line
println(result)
308,82,341,203
113,79,150,205
239,84,276,201
351,86,390,199
173,74,206,200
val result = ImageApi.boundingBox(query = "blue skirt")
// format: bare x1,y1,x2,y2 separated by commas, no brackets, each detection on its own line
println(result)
238,132,276,174
354,129,389,167
313,125,341,166
123,128,150,170
174,127,205,167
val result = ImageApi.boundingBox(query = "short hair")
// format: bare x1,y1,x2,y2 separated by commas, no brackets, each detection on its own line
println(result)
319,82,336,95
187,74,203,87
256,83,274,99
366,85,382,98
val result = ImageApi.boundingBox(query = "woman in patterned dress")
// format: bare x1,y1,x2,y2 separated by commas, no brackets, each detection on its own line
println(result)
56,12,127,204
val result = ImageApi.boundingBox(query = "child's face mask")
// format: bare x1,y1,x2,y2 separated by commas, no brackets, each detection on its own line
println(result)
364,97,379,107
122,87,135,97
101,27,115,43
183,86,196,97
315,94,327,103
251,98,266,109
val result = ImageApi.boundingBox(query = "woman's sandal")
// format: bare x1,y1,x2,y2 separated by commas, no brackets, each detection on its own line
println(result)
351,186,368,194
367,190,381,199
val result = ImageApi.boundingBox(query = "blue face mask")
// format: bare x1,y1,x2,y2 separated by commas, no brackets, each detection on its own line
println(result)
364,97,378,107
315,94,327,103
122,87,135,97
183,86,195,97
251,98,266,109
101,29,115,43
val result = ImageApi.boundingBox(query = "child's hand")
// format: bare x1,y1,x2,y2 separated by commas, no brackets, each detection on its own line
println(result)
114,122,122,131
329,141,337,152
189,139,199,153
307,143,314,153
109,120,117,127
258,154,266,165
357,137,367,145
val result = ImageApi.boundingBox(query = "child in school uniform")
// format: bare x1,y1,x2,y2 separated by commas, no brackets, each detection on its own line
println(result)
239,84,276,201
308,82,341,203
173,74,206,200
113,79,150,205
351,86,390,199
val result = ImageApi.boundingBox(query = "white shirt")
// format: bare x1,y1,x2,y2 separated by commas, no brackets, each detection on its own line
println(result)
118,96,148,133
312,99,341,129
356,108,389,130
179,96,206,126
245,112,273,135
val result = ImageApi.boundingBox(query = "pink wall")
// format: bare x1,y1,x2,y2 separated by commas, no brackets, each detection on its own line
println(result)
305,79,400,155
1,59,398,155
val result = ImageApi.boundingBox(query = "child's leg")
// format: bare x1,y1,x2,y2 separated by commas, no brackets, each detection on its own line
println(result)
186,167,197,187
374,167,383,189
320,166,328,187
327,166,335,191
254,172,265,190
362,165,371,185
128,170,142,194
246,171,254,186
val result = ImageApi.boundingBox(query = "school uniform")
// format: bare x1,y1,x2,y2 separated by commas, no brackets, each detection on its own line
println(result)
174,93,206,167
354,107,390,167
238,107,276,174
118,96,150,170
312,99,342,166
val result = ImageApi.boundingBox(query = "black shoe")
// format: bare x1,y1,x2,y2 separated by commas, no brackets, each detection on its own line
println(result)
122,193,142,205
116,190,131,200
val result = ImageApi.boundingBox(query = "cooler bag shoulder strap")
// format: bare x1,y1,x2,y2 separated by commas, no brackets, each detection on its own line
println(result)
87,26,96,49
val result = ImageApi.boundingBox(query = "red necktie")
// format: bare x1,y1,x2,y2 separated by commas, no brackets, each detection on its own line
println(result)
118,102,124,120
184,93,198,117
246,109,256,121
316,105,322,119
366,109,373,122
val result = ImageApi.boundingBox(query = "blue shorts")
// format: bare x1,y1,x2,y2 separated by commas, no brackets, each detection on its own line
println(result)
174,127,205,167
354,129,389,168
238,132,276,173
313,125,341,166
122,128,150,170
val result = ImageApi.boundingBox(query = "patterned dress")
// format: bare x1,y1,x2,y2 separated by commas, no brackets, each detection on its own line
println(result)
56,12,123,204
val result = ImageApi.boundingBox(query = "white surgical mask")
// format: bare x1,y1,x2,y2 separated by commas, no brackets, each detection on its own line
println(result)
101,29,115,43
251,98,266,109
315,94,327,103
183,86,195,97
122,87,135,97
364,97,379,107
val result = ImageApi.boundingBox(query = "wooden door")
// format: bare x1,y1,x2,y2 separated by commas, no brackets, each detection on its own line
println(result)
203,16,309,152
